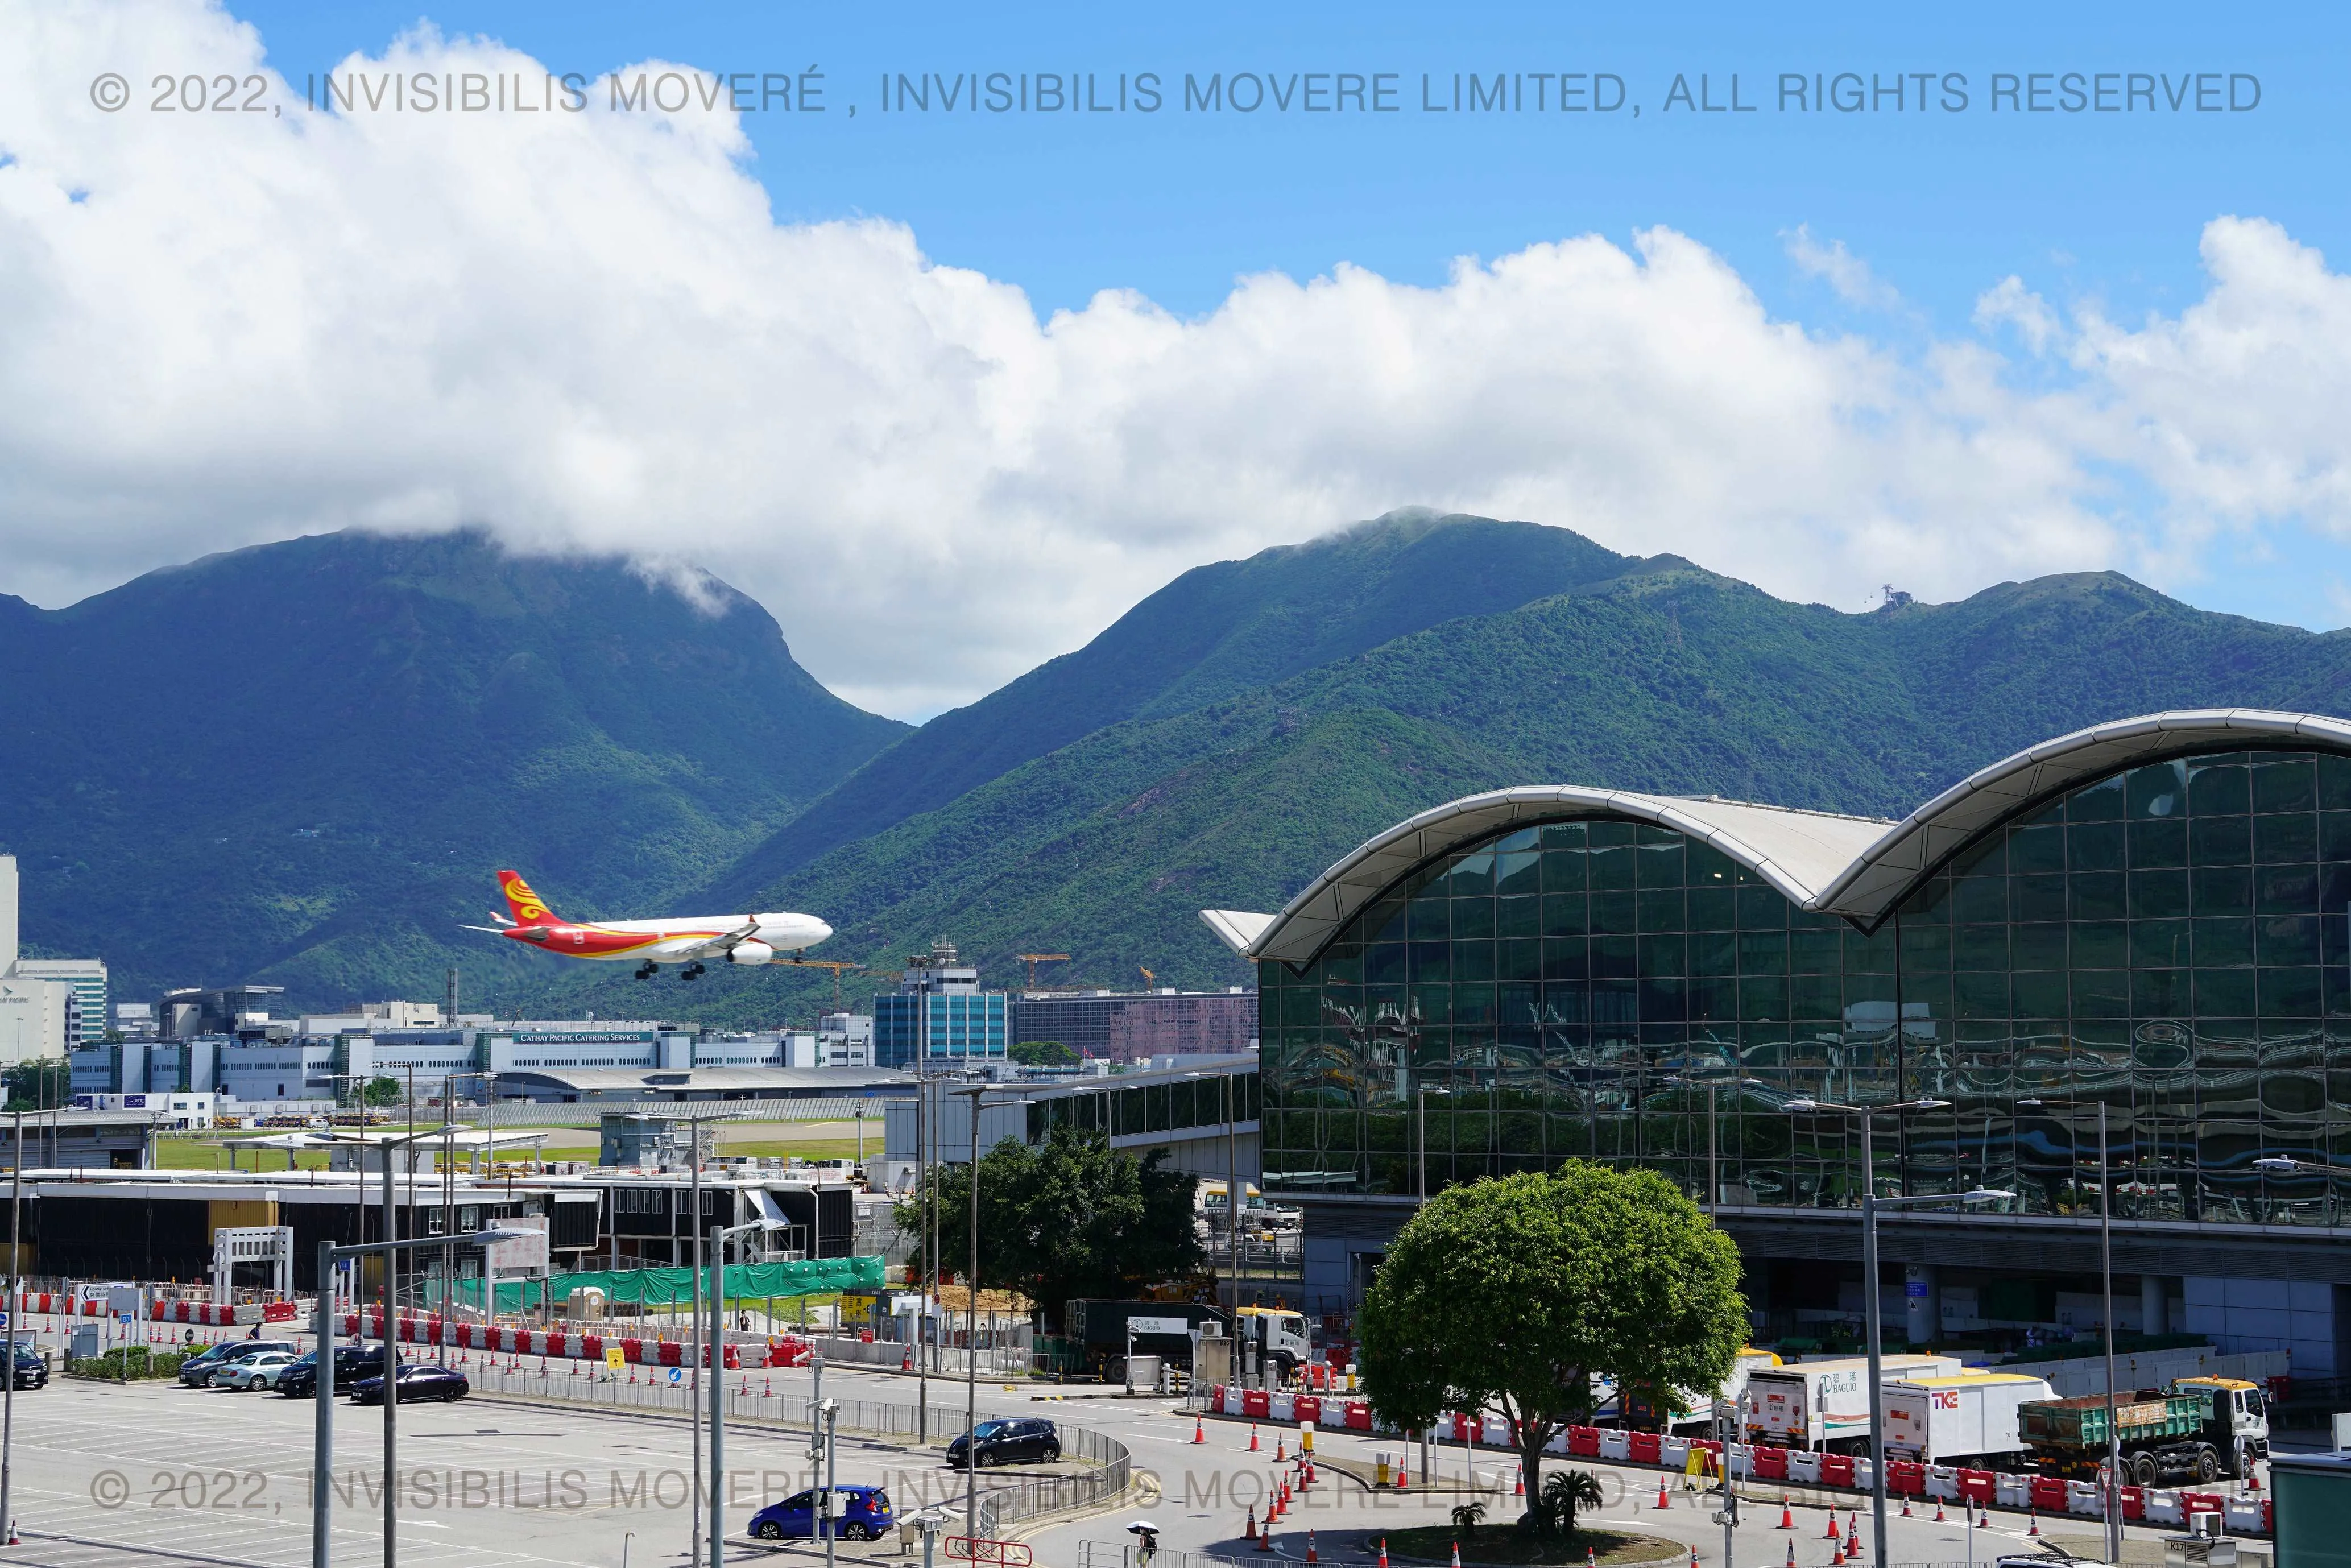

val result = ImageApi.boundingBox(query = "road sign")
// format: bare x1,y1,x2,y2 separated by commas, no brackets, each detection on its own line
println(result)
0,1312,11,1329
606,1347,626,1370
1127,1315,1190,1336
668,1366,682,1385
945,1539,1032,1566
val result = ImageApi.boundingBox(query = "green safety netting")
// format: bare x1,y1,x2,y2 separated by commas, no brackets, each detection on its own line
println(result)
453,1255,885,1314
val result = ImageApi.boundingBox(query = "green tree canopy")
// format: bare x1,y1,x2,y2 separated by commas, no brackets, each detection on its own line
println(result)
897,1124,1205,1330
3,1057,69,1112
1008,1040,1078,1067
1356,1161,1746,1530
357,1075,403,1106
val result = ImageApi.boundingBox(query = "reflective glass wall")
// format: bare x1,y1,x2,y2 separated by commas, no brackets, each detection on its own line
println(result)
1257,748,2351,1226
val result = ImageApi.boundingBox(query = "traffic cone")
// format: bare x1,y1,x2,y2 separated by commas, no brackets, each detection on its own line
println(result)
1826,1513,1841,1541
1934,1500,1946,1524
1590,1549,1598,1568
1783,1544,1794,1568
1396,1465,1408,1492
1779,1497,1793,1530
1902,1496,1913,1517
1246,1506,1256,1540
1847,1513,1859,1552
1688,1547,1699,1568
1976,1504,1990,1529
1308,1531,1318,1564
1194,1417,1207,1445
7,1518,16,1546
1256,1519,1270,1553
1249,1424,1261,1453
1277,1435,1288,1463
1831,1543,1845,1567
1379,1541,1389,1568
1517,1465,1526,1497
1450,1545,1462,1568
1657,1476,1672,1509
2028,1508,2039,1537
903,1348,913,1371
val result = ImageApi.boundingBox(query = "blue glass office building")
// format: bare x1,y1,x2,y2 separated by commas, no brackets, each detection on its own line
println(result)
1206,712,2351,1371
875,990,1008,1068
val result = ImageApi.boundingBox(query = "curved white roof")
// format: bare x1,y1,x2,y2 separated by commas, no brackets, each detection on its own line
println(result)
1207,709,2351,967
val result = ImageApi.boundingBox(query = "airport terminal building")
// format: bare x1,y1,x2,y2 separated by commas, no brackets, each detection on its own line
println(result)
1205,710,2351,1376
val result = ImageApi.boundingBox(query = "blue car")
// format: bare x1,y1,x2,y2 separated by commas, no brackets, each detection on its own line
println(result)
748,1486,894,1542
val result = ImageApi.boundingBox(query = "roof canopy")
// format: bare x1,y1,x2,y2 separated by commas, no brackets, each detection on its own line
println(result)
1206,709,2351,967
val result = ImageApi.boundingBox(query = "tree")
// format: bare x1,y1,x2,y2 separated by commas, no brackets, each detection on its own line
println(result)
1008,1040,1077,1068
357,1076,402,1107
2,1058,69,1112
1535,1469,1604,1537
895,1124,1204,1330
1356,1161,1746,1533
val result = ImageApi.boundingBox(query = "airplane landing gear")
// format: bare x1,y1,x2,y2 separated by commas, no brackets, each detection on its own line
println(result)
633,963,657,980
680,962,706,980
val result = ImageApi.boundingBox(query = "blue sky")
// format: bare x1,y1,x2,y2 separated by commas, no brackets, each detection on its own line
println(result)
203,0,2351,632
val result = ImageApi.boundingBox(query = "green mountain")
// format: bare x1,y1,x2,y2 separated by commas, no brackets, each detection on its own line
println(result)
676,528,2351,1024
711,510,1636,900
0,529,907,1011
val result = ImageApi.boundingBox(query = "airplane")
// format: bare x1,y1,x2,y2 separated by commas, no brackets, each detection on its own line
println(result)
463,871,833,982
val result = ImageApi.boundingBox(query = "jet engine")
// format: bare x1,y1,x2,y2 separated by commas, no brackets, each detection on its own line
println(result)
727,940,775,966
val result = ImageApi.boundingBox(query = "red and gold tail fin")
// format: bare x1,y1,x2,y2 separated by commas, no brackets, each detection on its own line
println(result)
497,870,558,925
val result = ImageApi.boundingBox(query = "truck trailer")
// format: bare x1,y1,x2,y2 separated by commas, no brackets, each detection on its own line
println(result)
2018,1377,2269,1484
1065,1300,1227,1381
1746,1355,1964,1451
1883,1372,2055,1466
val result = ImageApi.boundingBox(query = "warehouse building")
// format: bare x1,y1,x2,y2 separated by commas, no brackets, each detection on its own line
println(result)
1205,710,2351,1373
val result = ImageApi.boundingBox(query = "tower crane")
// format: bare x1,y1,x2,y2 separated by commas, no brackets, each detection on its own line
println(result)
1016,953,1071,990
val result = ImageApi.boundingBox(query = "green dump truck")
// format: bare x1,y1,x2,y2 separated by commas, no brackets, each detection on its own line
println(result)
2019,1377,2269,1484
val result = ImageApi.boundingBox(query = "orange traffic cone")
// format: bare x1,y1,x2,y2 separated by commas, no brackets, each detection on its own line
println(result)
1934,1499,1946,1524
1780,1497,1794,1530
1657,1476,1672,1510
1379,1540,1389,1568
1277,1435,1288,1463
1517,1465,1526,1497
1246,1506,1257,1540
1450,1545,1462,1568
1590,1549,1598,1568
1256,1519,1271,1553
1249,1424,1261,1453
1976,1503,1990,1529
1688,1548,1699,1568
1826,1513,1842,1541
1847,1513,1859,1552
1902,1496,1913,1518
2029,1508,2040,1537
2250,1466,2263,1494
1308,1532,1318,1564
1194,1417,1207,1445
1397,1466,1409,1493
1831,1543,1845,1567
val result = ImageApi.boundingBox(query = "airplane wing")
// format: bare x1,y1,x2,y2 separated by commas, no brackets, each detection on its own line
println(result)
457,924,510,934
673,919,761,960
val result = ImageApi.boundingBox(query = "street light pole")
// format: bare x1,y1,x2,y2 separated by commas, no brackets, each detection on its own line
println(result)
2,1108,53,1548
631,1110,729,1568
707,1211,788,1567
2023,1097,2122,1563
947,1084,1027,1538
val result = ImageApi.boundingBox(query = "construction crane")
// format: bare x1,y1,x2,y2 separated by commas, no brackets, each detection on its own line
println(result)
780,957,866,1012
1139,967,1156,988
1016,953,1071,990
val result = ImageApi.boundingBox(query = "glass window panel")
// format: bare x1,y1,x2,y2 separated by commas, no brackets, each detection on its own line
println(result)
1410,983,1452,1026
2259,866,2320,914
2129,820,2189,869
1497,896,1539,940
1541,846,1587,893
1740,930,1789,974
1447,850,1496,897
1409,899,1451,939
1543,940,1588,983
2255,813,2318,864
2069,773,2126,821
1739,977,1789,1021
1687,887,1736,931
2011,822,2066,874
2253,756,2317,814
2013,971,2068,1016
1591,980,1638,1027
2132,967,2189,1016
1737,887,1790,928
1410,942,1452,983
2071,872,2128,920
1636,840,1687,887
1637,889,1685,931
2261,967,2322,1017
2192,867,2253,915
1592,936,1637,979
2261,915,2323,967
1690,977,1739,1023
1541,893,1587,938
2321,756,2351,810
1589,841,1636,890
2069,821,2126,871
1365,942,1407,985
2323,810,2351,863
2195,917,2256,968
2131,919,2191,969
1453,898,1495,940
2192,816,2252,864
2013,874,2068,922
1789,974,1842,1020
1496,850,1542,897
1638,933,1686,977
1639,977,1687,1022
2196,969,2257,1016
1691,931,1739,975
1454,984,1497,1028
1687,843,1736,884
1954,924,2009,971
1591,892,1636,935
2128,761,2191,818
1453,941,1495,982
1790,928,1841,974
2013,922,2067,970
1845,925,1896,973
2072,921,2127,969
2072,971,2129,1018
1900,921,1951,973
1952,875,2006,924
2189,758,2251,816
2131,868,2191,919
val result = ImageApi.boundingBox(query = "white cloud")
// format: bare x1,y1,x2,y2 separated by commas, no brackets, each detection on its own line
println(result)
1783,224,1903,312
1,5,2348,717
1973,276,2062,354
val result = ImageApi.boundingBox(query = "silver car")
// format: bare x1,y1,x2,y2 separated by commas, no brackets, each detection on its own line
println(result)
210,1351,300,1391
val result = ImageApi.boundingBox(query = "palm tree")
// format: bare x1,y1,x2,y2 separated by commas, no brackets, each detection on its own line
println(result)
1451,1500,1488,1535
1539,1470,1604,1537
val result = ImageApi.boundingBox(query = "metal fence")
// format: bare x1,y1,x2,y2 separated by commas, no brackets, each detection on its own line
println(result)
974,1422,1132,1539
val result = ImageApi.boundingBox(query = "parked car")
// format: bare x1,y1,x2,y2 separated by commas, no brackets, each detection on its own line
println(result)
177,1339,298,1388
748,1486,895,1541
9,1345,45,1390
349,1364,469,1405
945,1417,1061,1469
277,1345,387,1399
211,1351,301,1391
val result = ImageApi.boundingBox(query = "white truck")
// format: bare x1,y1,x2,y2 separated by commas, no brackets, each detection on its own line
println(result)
1882,1372,2055,1466
1746,1354,1964,1451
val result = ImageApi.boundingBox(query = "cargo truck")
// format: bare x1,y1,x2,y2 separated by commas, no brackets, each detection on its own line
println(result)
1746,1354,1964,1451
1883,1372,2056,1466
1065,1300,1227,1382
2018,1377,2269,1484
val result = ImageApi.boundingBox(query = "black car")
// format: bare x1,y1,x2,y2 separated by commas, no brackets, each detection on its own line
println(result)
945,1418,1061,1469
276,1345,386,1399
8,1346,45,1390
349,1364,469,1405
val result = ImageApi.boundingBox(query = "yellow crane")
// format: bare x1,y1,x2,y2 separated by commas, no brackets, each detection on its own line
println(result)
779,957,867,1012
1016,953,1071,990
1139,967,1156,987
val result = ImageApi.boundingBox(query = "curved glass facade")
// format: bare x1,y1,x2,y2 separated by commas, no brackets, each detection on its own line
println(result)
1259,747,2351,1225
